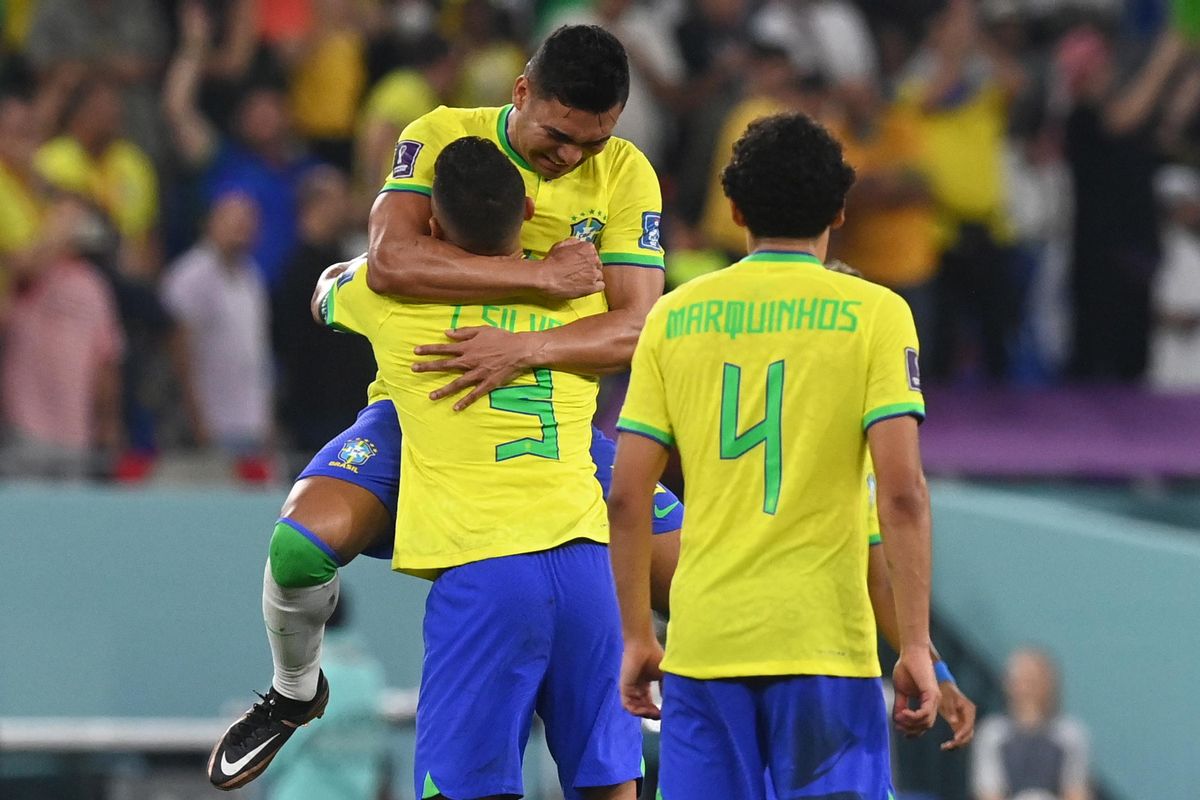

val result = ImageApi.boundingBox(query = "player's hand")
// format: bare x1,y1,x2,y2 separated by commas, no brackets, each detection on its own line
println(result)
893,645,940,737
937,681,977,751
620,637,664,720
413,326,536,410
538,238,604,300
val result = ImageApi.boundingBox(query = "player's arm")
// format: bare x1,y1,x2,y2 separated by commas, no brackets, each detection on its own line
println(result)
366,184,603,303
609,309,673,719
416,265,663,410
309,257,387,340
867,544,976,749
868,415,939,734
608,431,668,721
413,146,666,409
310,260,357,324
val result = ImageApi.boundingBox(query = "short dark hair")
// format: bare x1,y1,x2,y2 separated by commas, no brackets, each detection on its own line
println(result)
432,137,526,255
526,25,629,113
721,113,856,240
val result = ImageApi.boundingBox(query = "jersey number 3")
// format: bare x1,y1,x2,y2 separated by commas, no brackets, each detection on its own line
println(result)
720,361,784,514
490,368,560,461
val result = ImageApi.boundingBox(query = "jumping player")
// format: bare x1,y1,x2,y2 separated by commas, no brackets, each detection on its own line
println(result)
208,25,681,792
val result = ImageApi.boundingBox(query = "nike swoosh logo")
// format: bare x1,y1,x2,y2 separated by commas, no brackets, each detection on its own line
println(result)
653,500,680,519
220,734,280,777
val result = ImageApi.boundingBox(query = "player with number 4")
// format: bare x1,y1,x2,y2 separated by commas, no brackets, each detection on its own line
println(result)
609,112,941,799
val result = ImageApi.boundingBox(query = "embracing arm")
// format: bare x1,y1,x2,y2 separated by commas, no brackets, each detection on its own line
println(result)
414,264,664,408
523,265,663,373
366,190,603,301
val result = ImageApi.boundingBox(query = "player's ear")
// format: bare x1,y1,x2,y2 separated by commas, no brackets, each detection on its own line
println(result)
524,196,535,221
729,199,747,229
513,75,529,110
831,205,846,230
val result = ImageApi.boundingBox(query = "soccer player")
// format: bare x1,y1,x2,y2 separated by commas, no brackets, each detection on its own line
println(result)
609,112,941,799
320,136,641,799
207,25,682,792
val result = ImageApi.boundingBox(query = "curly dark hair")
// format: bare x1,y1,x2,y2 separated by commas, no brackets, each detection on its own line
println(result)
721,113,856,240
526,25,630,113
433,137,526,255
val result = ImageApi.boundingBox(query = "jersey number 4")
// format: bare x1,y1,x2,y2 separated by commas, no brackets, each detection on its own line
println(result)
720,361,784,514
490,368,559,461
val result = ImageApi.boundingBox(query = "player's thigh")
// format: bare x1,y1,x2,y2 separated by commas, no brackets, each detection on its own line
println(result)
279,477,391,563
658,674,766,800
762,676,892,800
285,401,401,562
536,542,641,798
416,554,555,800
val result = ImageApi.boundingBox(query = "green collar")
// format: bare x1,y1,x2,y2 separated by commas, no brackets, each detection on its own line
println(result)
739,250,823,266
497,105,534,173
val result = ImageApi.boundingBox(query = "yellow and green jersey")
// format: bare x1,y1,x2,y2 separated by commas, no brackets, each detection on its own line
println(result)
325,259,609,578
361,104,664,406
618,250,924,680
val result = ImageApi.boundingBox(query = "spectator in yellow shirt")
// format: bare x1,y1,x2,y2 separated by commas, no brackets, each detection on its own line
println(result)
0,91,46,282
353,34,456,209
699,40,830,257
287,0,370,170
34,76,159,277
897,0,1024,380
830,77,937,343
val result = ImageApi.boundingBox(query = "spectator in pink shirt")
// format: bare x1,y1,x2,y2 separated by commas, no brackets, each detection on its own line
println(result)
1,195,125,478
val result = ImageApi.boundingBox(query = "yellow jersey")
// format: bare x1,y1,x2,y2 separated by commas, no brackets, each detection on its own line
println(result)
618,250,924,679
325,259,609,578
362,104,664,405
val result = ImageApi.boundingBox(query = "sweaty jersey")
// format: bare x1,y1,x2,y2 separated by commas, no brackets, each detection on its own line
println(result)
359,104,665,406
617,250,924,680
325,258,609,578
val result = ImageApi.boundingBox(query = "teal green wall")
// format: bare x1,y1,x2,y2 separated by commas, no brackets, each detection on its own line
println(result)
930,483,1200,800
3,482,1198,798
0,486,429,718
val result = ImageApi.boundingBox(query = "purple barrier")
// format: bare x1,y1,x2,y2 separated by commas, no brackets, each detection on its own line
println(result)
921,385,1200,479
598,377,1200,479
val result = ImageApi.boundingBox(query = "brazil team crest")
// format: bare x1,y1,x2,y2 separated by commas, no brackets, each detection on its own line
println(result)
330,438,378,473
570,211,607,244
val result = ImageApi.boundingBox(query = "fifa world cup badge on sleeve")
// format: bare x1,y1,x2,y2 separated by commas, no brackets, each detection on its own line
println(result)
905,347,921,391
640,212,662,251
392,140,423,179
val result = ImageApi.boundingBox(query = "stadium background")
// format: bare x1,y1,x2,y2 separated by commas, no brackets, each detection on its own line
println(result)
1,0,1198,798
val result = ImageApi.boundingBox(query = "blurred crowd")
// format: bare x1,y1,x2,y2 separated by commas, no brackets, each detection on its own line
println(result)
2,0,1200,480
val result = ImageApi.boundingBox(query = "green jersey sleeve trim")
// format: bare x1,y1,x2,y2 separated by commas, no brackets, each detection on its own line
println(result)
601,252,666,269
868,532,882,546
862,402,926,431
322,279,339,328
322,274,358,334
617,417,675,447
380,180,432,196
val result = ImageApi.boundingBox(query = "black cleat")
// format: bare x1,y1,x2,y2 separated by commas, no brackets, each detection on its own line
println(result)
207,672,329,790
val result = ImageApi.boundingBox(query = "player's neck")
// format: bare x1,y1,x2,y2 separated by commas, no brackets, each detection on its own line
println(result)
746,233,829,263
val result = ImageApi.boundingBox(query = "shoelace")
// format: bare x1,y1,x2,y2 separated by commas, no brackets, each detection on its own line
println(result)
227,691,276,748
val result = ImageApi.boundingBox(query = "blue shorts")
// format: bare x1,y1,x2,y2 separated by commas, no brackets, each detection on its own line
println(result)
658,673,893,800
415,541,642,799
298,400,684,559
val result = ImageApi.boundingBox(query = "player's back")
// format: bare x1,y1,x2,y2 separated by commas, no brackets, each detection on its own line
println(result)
325,260,608,579
619,251,924,680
